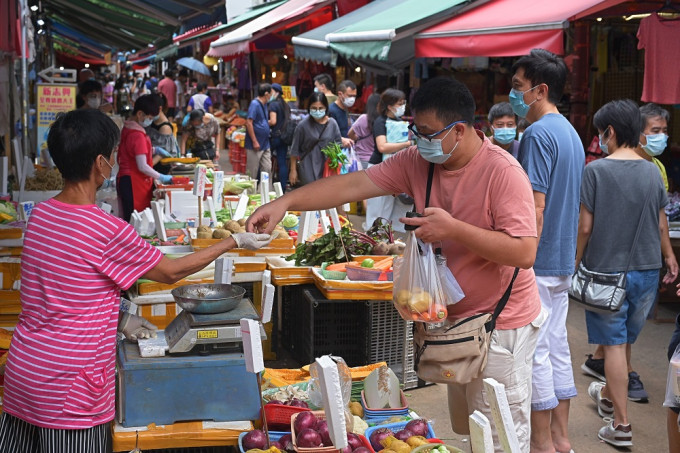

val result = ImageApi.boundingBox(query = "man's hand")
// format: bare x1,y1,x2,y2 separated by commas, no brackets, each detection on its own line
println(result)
232,232,274,250
663,254,679,284
119,312,157,342
253,141,261,152
247,200,288,234
341,137,355,148
400,207,454,243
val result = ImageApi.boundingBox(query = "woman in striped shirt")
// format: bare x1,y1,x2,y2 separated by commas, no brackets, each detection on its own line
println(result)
0,109,272,452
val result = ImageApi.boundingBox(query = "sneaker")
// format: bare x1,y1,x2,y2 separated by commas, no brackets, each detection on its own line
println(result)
588,381,614,417
581,354,606,381
598,421,632,447
627,371,649,403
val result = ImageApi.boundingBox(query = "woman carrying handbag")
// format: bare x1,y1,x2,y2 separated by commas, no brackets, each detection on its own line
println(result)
574,99,677,447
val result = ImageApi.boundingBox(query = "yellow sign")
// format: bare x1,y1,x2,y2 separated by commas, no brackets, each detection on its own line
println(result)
281,85,297,102
197,330,218,339
36,83,77,157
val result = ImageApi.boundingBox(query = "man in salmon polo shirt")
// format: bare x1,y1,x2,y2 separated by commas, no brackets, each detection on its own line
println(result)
247,77,544,453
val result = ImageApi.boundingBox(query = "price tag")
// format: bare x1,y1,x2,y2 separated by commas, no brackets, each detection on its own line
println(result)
193,165,208,197
260,172,270,204
315,356,348,449
240,319,264,373
213,171,225,209
214,257,234,285
261,284,274,324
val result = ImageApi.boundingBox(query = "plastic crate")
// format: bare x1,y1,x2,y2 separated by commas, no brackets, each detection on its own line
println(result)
289,287,369,367
364,420,436,452
264,403,310,430
238,431,288,453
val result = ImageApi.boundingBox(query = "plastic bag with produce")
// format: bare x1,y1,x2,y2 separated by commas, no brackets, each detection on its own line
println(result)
392,231,448,322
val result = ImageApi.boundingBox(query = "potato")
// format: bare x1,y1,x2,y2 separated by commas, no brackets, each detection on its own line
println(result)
372,242,389,255
197,225,211,233
387,242,405,255
212,229,232,239
225,220,241,233
197,231,213,239
237,218,247,227
277,230,290,239
237,227,247,233
394,289,411,308
408,289,432,313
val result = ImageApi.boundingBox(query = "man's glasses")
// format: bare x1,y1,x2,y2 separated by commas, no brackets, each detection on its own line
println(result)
408,120,466,142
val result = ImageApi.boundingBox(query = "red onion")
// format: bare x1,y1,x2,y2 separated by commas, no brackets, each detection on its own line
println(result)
279,434,294,452
347,433,363,450
296,428,323,448
405,419,429,437
353,448,372,453
316,420,332,446
394,429,414,442
369,428,393,451
339,446,352,453
266,400,284,406
270,441,283,450
288,398,309,408
242,429,267,450
294,411,318,433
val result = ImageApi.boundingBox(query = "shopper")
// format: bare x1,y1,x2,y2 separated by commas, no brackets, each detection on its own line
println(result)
146,94,179,170
666,310,680,453
488,102,519,158
180,109,220,161
288,91,342,186
329,79,357,148
268,83,290,191
576,99,668,447
77,79,103,110
583,102,678,402
348,93,380,169
248,77,542,452
117,95,173,222
511,48,584,453
113,76,131,117
175,68,188,117
245,83,272,181
145,68,159,94
187,82,213,113
313,73,336,104
364,89,411,231
0,109,272,453
158,69,178,117
103,73,115,105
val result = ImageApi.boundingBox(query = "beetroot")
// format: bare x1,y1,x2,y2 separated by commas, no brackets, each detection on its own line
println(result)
316,420,332,446
296,428,323,448
242,429,267,450
294,411,318,433
394,429,414,442
369,428,393,451
347,433,363,451
279,433,294,452
405,419,429,437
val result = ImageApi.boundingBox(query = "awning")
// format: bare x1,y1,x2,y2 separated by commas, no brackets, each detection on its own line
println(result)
415,0,626,58
208,0,335,57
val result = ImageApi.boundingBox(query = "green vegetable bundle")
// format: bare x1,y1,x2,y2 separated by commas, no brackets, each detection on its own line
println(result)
320,142,348,169
285,227,373,266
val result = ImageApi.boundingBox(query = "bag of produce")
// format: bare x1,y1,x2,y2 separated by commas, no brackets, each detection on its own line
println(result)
392,231,448,322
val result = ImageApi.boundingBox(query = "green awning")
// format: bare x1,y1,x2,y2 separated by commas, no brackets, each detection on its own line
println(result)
325,0,470,62
156,44,179,59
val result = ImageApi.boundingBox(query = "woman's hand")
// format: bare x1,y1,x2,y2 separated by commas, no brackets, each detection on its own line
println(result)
664,254,679,284
289,167,299,186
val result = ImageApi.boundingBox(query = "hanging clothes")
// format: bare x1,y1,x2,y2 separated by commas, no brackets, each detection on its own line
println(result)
637,13,680,104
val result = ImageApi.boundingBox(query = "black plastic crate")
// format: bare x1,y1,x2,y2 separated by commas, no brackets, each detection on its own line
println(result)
280,284,312,351
289,286,369,367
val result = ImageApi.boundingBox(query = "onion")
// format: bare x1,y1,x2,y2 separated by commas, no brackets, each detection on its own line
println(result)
316,420,332,446
394,429,414,442
339,446,352,453
267,399,284,406
294,411,318,433
405,419,429,437
347,433,363,451
369,428,393,451
242,429,267,450
353,448,372,453
270,441,284,450
296,428,323,448
288,398,309,408
279,434,294,452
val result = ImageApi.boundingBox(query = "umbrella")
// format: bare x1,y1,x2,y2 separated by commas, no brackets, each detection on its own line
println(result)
176,57,211,76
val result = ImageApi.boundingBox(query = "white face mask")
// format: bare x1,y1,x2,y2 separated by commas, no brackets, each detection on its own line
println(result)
392,104,406,119
87,97,101,109
343,96,356,108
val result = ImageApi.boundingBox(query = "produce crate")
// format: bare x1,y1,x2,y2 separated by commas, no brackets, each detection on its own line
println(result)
137,302,178,330
0,258,21,290
289,287,369,367
367,301,418,390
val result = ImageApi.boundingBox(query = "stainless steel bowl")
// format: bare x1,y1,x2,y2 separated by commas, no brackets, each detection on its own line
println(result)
171,283,246,314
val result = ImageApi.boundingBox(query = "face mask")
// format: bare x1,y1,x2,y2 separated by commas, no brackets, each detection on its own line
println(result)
641,133,668,157
493,127,516,145
392,104,406,119
508,86,538,118
313,87,320,93
343,96,356,108
153,114,160,121
269,93,277,102
87,97,101,109
416,122,462,164
99,156,115,190
310,109,326,119
599,131,610,155
518,132,524,141
141,117,153,127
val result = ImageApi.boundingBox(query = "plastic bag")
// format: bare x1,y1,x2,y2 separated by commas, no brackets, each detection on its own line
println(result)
435,250,465,304
664,343,680,408
341,147,360,175
392,231,448,322
323,160,342,178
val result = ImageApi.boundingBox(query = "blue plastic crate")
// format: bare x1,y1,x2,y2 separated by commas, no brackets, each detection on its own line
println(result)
239,431,289,453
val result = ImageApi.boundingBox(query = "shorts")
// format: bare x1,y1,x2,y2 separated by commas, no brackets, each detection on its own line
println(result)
0,413,112,453
585,269,659,345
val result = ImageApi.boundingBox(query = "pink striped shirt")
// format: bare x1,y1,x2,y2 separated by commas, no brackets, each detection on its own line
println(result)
3,198,163,429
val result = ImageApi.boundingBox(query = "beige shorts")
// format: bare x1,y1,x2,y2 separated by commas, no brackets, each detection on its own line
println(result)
447,308,546,453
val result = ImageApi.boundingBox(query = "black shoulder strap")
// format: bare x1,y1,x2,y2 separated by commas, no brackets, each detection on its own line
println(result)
424,163,435,210
299,120,329,162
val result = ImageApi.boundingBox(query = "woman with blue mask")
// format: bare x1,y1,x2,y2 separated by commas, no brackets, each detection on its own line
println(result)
487,102,519,159
288,92,342,187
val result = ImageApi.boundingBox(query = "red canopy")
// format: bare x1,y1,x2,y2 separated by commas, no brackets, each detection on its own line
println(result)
415,0,625,58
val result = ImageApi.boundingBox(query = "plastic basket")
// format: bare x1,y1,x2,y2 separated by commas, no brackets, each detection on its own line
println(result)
411,444,464,453
345,266,393,282
291,411,336,453
264,404,311,430
238,430,288,453
360,390,408,412
320,263,347,280
364,420,436,452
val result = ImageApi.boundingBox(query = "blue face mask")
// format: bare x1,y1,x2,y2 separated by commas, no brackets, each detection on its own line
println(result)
599,131,610,155
141,117,153,128
508,86,538,118
518,132,524,141
641,133,668,157
416,122,463,164
310,109,326,119
313,87,320,93
493,127,517,145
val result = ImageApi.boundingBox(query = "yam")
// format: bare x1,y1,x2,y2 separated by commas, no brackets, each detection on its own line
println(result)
197,231,213,239
197,225,211,234
212,229,232,239
225,220,241,233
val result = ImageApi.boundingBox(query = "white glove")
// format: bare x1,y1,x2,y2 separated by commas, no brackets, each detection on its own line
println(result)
118,312,158,342
232,233,273,250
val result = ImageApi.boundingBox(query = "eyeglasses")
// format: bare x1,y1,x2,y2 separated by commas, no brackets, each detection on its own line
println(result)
408,120,466,142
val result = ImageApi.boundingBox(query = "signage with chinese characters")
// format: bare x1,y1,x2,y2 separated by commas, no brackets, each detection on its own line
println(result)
37,84,77,158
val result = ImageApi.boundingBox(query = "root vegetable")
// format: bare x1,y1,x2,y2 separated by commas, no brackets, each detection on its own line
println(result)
212,229,232,239
293,411,318,433
371,242,389,255
225,220,241,233
316,420,332,446
369,428,393,451
347,433,363,450
197,231,213,239
242,429,267,450
296,429,323,448
405,419,429,437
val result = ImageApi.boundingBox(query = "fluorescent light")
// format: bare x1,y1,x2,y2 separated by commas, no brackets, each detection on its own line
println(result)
84,63,90,68
624,13,651,21
272,71,277,78
355,67,361,73
36,19,44,26
30,5,38,11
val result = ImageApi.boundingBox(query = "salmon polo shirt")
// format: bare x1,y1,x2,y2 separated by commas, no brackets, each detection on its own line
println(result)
366,133,541,329
2,198,163,429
